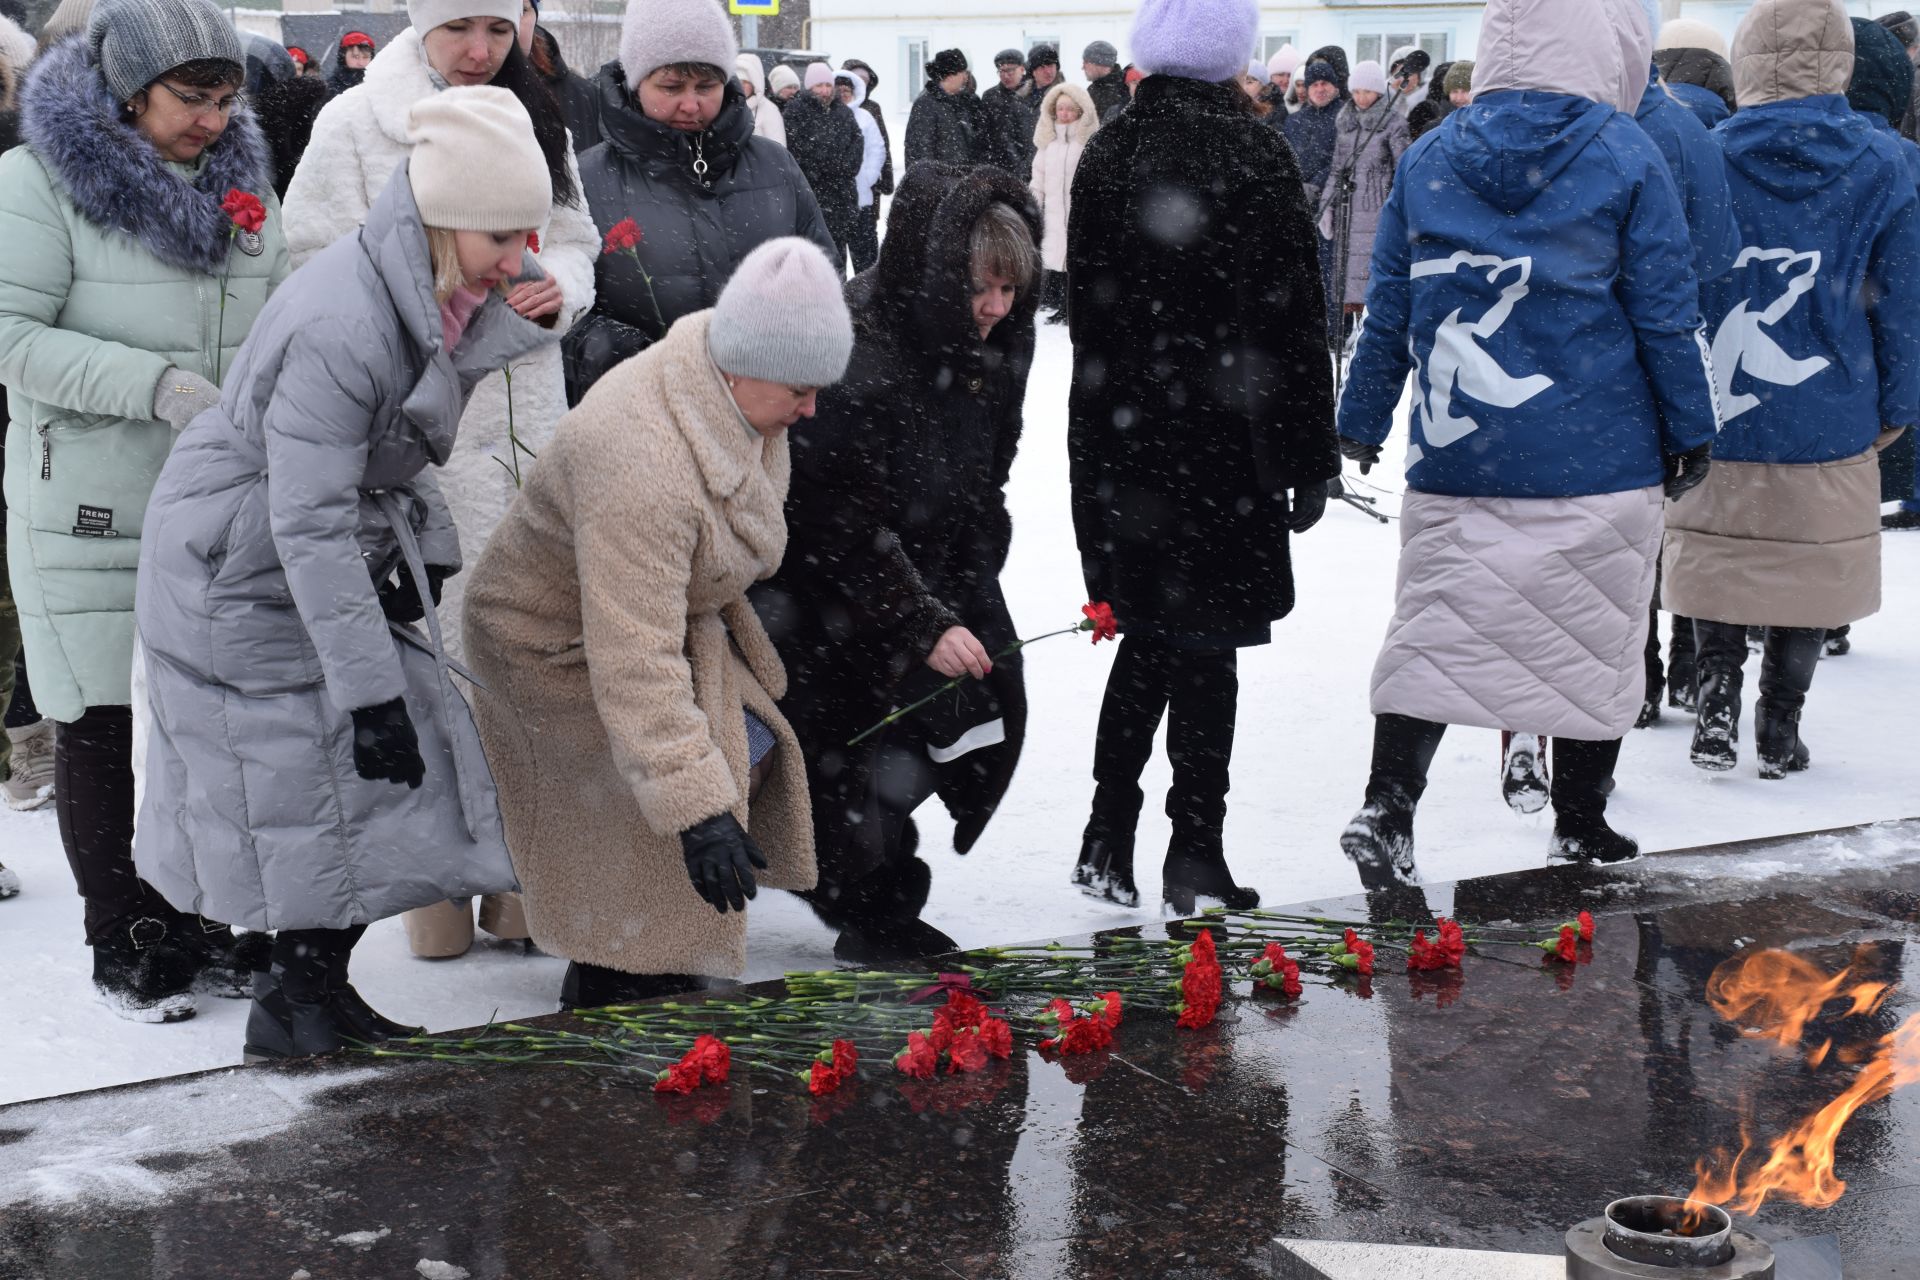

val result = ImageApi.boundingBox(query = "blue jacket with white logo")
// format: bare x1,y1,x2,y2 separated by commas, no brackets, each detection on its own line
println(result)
1703,95,1920,464
1337,90,1719,499
1636,69,1740,285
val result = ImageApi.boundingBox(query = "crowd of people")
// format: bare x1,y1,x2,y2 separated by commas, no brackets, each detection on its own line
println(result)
0,0,1913,1063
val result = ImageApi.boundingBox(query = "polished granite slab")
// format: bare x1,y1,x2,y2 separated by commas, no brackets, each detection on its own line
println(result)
4,822,1920,1280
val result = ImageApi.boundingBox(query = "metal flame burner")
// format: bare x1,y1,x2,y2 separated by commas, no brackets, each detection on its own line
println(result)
1565,1196,1776,1279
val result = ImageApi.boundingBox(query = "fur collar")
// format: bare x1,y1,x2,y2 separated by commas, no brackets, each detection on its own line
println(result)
21,37,271,275
1034,82,1098,150
358,27,437,146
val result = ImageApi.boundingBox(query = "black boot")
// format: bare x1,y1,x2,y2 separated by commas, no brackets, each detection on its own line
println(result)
1690,621,1747,772
1756,627,1821,780
1637,597,1663,728
242,928,372,1061
1077,636,1171,907
322,923,421,1040
92,915,197,1023
176,918,271,999
1547,737,1638,864
1667,617,1699,713
1160,649,1256,914
1822,625,1851,657
829,854,958,964
1343,715,1444,891
559,963,703,1012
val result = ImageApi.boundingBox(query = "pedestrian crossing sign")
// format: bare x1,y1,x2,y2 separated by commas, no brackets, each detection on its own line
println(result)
729,0,778,14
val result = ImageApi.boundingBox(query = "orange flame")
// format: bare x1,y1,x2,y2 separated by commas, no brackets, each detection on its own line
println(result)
1688,948,1920,1217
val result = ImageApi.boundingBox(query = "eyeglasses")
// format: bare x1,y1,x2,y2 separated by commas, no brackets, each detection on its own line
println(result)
151,80,244,116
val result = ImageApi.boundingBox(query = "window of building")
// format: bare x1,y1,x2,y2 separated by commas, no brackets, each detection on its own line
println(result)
903,37,929,100
1353,31,1450,67
1261,33,1301,61
1026,33,1061,56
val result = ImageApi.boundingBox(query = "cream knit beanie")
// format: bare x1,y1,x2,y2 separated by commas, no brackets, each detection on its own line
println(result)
408,87,552,231
407,0,518,38
619,0,737,83
708,238,852,387
768,62,799,95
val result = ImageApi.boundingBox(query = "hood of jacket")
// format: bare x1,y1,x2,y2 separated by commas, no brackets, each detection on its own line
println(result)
1308,44,1349,94
852,161,1040,377
1441,90,1615,213
20,36,273,275
358,161,553,463
842,59,879,96
1033,81,1096,148
837,67,867,109
1475,0,1651,115
1733,0,1854,108
1653,46,1736,111
1716,93,1877,199
734,51,764,97
1848,17,1912,128
595,59,754,185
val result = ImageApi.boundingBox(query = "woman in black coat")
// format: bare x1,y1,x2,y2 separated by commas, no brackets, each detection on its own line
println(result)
562,51,836,401
753,164,1040,964
1067,70,1338,915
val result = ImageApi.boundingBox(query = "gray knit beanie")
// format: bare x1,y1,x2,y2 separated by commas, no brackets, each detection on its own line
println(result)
619,0,737,83
708,238,852,387
89,0,240,102
1083,39,1119,68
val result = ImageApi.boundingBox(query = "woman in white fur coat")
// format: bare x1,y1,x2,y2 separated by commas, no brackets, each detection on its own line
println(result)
283,0,598,958
1028,81,1095,321
284,0,596,667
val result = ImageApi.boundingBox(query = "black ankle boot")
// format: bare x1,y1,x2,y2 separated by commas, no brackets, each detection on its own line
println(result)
559,963,703,1011
178,919,271,999
1690,670,1742,771
1341,787,1418,891
1548,810,1641,864
1161,834,1259,916
1755,703,1811,779
92,916,198,1024
243,966,348,1062
1074,833,1140,907
822,856,958,964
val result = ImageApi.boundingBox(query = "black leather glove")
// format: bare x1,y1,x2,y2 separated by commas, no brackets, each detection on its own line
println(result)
377,563,451,625
1339,435,1383,475
350,697,425,789
679,812,769,914
1285,483,1328,534
1663,443,1712,502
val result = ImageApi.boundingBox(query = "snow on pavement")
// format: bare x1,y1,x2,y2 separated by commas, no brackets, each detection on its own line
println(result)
3,324,1917,1107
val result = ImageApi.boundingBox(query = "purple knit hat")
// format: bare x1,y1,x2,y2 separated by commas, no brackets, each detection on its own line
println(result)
1130,0,1260,85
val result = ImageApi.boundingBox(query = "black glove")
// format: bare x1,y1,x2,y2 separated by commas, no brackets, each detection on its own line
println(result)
350,697,425,789
1285,483,1328,534
377,563,451,625
1339,435,1383,475
1663,443,1712,502
679,812,770,914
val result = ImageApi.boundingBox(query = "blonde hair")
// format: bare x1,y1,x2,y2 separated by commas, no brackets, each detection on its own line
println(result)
969,201,1039,298
427,227,465,304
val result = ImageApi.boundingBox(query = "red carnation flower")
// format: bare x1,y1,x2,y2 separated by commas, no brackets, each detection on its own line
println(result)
947,1028,991,1074
653,1061,703,1095
980,1017,1014,1059
1079,601,1118,643
830,1039,858,1083
943,991,989,1030
602,217,642,254
1060,1015,1113,1053
1337,937,1376,976
808,1059,841,1096
691,1034,731,1084
1556,924,1578,964
1436,918,1466,968
1577,911,1595,942
1280,958,1303,999
1043,997,1076,1028
526,230,541,255
1408,929,1446,972
1093,991,1122,1028
893,1030,938,1079
220,188,266,234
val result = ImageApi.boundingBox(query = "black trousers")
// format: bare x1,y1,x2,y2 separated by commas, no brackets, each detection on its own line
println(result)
5,654,35,727
272,925,365,998
847,207,880,274
1693,620,1824,712
1368,713,1622,819
56,705,176,944
1088,636,1238,845
1642,564,1696,701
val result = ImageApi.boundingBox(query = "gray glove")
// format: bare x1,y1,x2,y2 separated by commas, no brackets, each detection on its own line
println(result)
152,367,218,430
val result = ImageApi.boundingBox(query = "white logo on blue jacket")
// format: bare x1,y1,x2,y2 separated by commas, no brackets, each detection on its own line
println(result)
1406,252,1554,450
1711,247,1830,422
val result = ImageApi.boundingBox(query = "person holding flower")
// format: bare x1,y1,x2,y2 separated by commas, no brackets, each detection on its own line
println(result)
464,238,851,1011
561,0,834,402
752,164,1042,965
0,0,288,1022
134,88,556,1058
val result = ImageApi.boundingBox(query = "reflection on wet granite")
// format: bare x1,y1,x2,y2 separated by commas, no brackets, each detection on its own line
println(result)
4,822,1920,1279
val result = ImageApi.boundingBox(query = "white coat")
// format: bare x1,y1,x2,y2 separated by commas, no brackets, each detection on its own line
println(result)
1028,83,1097,273
281,26,598,660
842,72,885,209
735,53,788,147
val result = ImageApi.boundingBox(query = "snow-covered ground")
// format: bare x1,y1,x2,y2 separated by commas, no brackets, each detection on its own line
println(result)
3,325,1917,1107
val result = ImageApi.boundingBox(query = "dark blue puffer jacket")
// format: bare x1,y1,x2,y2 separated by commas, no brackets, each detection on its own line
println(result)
1703,95,1920,463
1635,68,1740,284
1337,90,1718,498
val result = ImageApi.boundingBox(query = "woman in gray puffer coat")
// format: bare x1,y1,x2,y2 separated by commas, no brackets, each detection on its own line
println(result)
1315,58,1410,313
134,88,555,1062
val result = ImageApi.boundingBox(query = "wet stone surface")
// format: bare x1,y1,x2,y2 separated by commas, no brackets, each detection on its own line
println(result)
4,823,1920,1279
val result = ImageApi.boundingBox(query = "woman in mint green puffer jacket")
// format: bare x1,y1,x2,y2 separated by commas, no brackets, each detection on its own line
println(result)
0,1,288,1023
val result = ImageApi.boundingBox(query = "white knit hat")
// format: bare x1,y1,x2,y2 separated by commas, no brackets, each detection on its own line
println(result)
1657,18,1729,59
708,238,852,387
408,86,552,231
803,60,834,90
619,0,737,83
1267,43,1300,77
406,0,517,38
1349,58,1388,95
768,62,799,94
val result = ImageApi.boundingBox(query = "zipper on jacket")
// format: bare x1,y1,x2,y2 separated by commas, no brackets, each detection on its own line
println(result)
38,423,50,480
692,132,711,189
